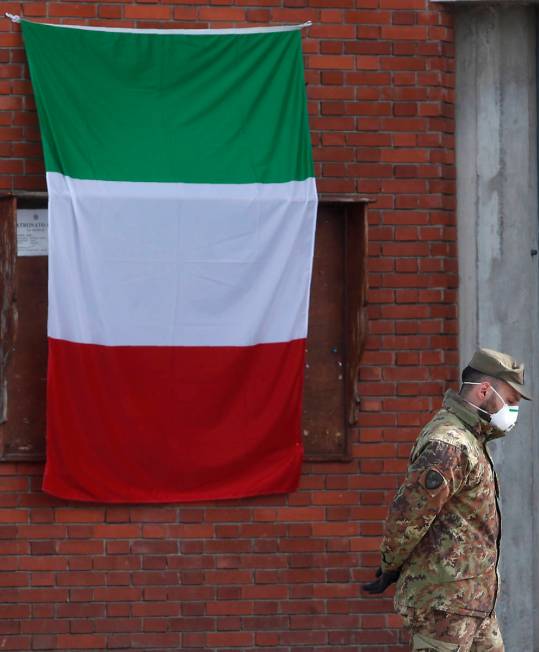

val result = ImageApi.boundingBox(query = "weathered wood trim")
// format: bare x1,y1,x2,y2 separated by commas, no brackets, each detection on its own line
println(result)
0,197,17,436
345,202,368,428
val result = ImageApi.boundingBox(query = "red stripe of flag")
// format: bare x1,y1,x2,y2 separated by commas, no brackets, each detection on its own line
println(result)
43,338,305,502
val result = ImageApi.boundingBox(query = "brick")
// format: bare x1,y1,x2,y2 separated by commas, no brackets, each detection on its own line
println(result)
311,492,358,506
5,588,69,603
98,6,122,19
382,148,429,163
93,588,142,601
48,4,97,17
0,636,31,650
198,7,245,20
57,604,106,618
310,25,355,39
55,634,106,649
19,557,67,571
392,12,417,26
17,525,66,539
57,541,104,555
127,633,180,648
124,6,171,19
312,523,358,537
381,25,428,40
206,632,253,647
55,508,105,523
56,572,107,587
0,508,26,522
0,571,28,587
168,524,214,538
22,3,48,17
347,10,391,24
94,524,140,538
275,507,325,521
309,55,355,69
20,620,68,635
354,55,379,70
130,540,177,554
380,0,426,7
207,601,253,616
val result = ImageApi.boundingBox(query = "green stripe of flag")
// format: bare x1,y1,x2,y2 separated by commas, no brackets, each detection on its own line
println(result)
22,21,314,184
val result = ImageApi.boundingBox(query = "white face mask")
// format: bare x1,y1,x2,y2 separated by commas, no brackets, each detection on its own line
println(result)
462,382,520,432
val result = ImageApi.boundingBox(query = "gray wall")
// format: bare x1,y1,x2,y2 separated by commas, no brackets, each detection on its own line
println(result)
456,6,539,650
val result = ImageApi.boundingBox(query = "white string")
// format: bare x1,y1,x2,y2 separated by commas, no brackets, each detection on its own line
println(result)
4,11,313,35
52,21,312,34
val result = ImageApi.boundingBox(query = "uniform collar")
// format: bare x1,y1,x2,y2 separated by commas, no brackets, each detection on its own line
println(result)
442,389,503,441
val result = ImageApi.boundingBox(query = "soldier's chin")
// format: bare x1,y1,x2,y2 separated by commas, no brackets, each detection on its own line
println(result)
478,401,495,418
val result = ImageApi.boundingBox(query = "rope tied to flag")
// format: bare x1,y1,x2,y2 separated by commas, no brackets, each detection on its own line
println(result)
4,14,311,30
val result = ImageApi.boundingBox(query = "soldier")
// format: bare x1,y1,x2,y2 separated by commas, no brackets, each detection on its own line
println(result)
362,348,530,652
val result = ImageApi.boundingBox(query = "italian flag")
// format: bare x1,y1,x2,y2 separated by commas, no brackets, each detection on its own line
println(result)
21,20,317,502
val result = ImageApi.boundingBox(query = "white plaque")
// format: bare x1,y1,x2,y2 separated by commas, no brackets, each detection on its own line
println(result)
17,209,48,256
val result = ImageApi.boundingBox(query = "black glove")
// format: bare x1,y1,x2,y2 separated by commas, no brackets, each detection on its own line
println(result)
362,567,400,594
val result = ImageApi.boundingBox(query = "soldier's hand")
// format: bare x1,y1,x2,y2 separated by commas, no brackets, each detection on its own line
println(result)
362,567,400,594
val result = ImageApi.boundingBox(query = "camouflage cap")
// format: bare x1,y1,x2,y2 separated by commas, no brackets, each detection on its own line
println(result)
469,347,531,400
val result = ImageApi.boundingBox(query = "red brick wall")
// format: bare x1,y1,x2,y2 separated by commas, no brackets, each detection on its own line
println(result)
0,1,457,649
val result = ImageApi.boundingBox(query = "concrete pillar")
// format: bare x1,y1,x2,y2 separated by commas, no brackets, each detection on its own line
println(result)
456,6,539,650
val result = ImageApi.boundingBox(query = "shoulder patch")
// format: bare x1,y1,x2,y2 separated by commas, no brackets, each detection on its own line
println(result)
425,469,445,490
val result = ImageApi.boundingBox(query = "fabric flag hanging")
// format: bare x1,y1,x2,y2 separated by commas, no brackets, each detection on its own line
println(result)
21,20,317,503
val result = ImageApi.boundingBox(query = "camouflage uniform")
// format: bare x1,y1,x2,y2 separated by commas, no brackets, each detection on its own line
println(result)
380,390,504,650
403,608,503,651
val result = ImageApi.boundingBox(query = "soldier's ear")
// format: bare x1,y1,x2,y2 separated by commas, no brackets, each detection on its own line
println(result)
477,381,492,399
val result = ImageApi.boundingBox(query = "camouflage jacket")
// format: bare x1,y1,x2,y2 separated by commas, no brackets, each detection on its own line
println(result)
380,390,502,618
